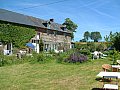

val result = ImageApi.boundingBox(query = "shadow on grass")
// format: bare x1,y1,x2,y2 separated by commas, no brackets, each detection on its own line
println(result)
91,88,104,90
95,78,111,82
95,77,102,81
92,88,117,90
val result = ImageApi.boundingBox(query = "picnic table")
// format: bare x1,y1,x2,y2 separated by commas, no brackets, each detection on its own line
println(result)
97,71,119,90
112,65,120,69
112,65,120,72
97,71,120,78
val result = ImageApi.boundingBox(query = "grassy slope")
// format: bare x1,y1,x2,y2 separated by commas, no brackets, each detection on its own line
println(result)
0,59,112,90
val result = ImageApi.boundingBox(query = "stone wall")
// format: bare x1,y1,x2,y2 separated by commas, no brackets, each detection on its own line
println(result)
37,28,71,51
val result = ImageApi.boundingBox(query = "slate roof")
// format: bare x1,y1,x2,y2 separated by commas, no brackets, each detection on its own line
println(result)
0,8,71,33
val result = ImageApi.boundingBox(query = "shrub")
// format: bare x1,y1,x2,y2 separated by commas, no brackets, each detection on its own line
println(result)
87,42,96,52
56,49,75,63
29,52,53,64
112,50,120,64
0,53,29,66
79,49,90,55
75,43,87,50
96,43,105,51
65,52,88,63
56,55,64,63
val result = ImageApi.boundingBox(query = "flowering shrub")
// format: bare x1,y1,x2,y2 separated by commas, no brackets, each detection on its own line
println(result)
64,52,88,63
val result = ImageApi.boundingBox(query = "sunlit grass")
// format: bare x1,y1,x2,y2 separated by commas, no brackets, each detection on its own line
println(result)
0,58,113,90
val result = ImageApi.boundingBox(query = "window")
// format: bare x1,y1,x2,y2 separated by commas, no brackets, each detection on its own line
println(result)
32,40,35,43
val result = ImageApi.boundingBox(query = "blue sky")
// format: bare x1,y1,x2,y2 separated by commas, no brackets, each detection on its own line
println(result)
0,0,120,41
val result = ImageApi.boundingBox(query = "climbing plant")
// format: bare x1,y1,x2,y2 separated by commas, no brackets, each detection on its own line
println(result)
39,38,44,52
0,21,36,48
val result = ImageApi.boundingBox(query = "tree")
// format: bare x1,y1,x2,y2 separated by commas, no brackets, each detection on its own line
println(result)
104,31,115,42
104,35,109,42
63,18,78,40
112,32,120,51
104,31,117,48
79,38,86,42
109,31,115,41
90,32,102,42
84,31,90,41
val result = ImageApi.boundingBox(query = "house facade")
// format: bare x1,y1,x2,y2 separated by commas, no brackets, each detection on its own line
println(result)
0,9,72,53
30,19,72,53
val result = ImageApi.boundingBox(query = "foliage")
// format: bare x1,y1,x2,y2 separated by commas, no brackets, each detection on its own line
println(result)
56,54,64,63
112,50,120,64
0,51,55,67
96,43,105,51
0,53,33,67
39,38,44,52
79,38,86,42
65,52,88,63
84,31,90,41
80,31,102,42
105,32,120,51
109,31,116,42
0,54,5,67
36,53,45,62
62,18,78,39
104,31,113,42
104,35,109,42
90,32,102,42
87,42,96,52
49,49,56,54
75,42,87,50
56,49,75,63
79,49,90,55
30,52,54,64
0,21,35,48
103,49,120,65
63,18,78,32
112,32,120,51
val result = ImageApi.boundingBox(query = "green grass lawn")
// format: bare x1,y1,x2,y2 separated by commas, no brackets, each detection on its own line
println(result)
0,58,113,90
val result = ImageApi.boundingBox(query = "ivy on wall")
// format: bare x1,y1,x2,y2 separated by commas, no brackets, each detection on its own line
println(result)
0,21,36,48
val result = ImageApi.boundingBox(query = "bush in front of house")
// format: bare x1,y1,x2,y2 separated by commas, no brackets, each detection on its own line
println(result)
56,49,75,63
64,52,88,63
79,49,90,55
29,52,53,64
0,53,15,66
0,53,23,66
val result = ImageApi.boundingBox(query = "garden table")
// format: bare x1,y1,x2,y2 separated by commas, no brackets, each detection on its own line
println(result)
97,71,120,78
112,65,120,69
97,71,120,90
112,65,120,72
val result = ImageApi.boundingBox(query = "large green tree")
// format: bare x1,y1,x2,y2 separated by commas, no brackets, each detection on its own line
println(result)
90,32,102,42
104,35,109,42
0,21,35,48
112,32,120,51
104,31,115,42
84,31,90,41
62,18,78,40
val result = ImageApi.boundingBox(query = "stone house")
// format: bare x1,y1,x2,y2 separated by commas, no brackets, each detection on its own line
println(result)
0,9,72,53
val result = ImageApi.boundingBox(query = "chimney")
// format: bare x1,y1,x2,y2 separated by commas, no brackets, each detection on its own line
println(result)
50,19,54,22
